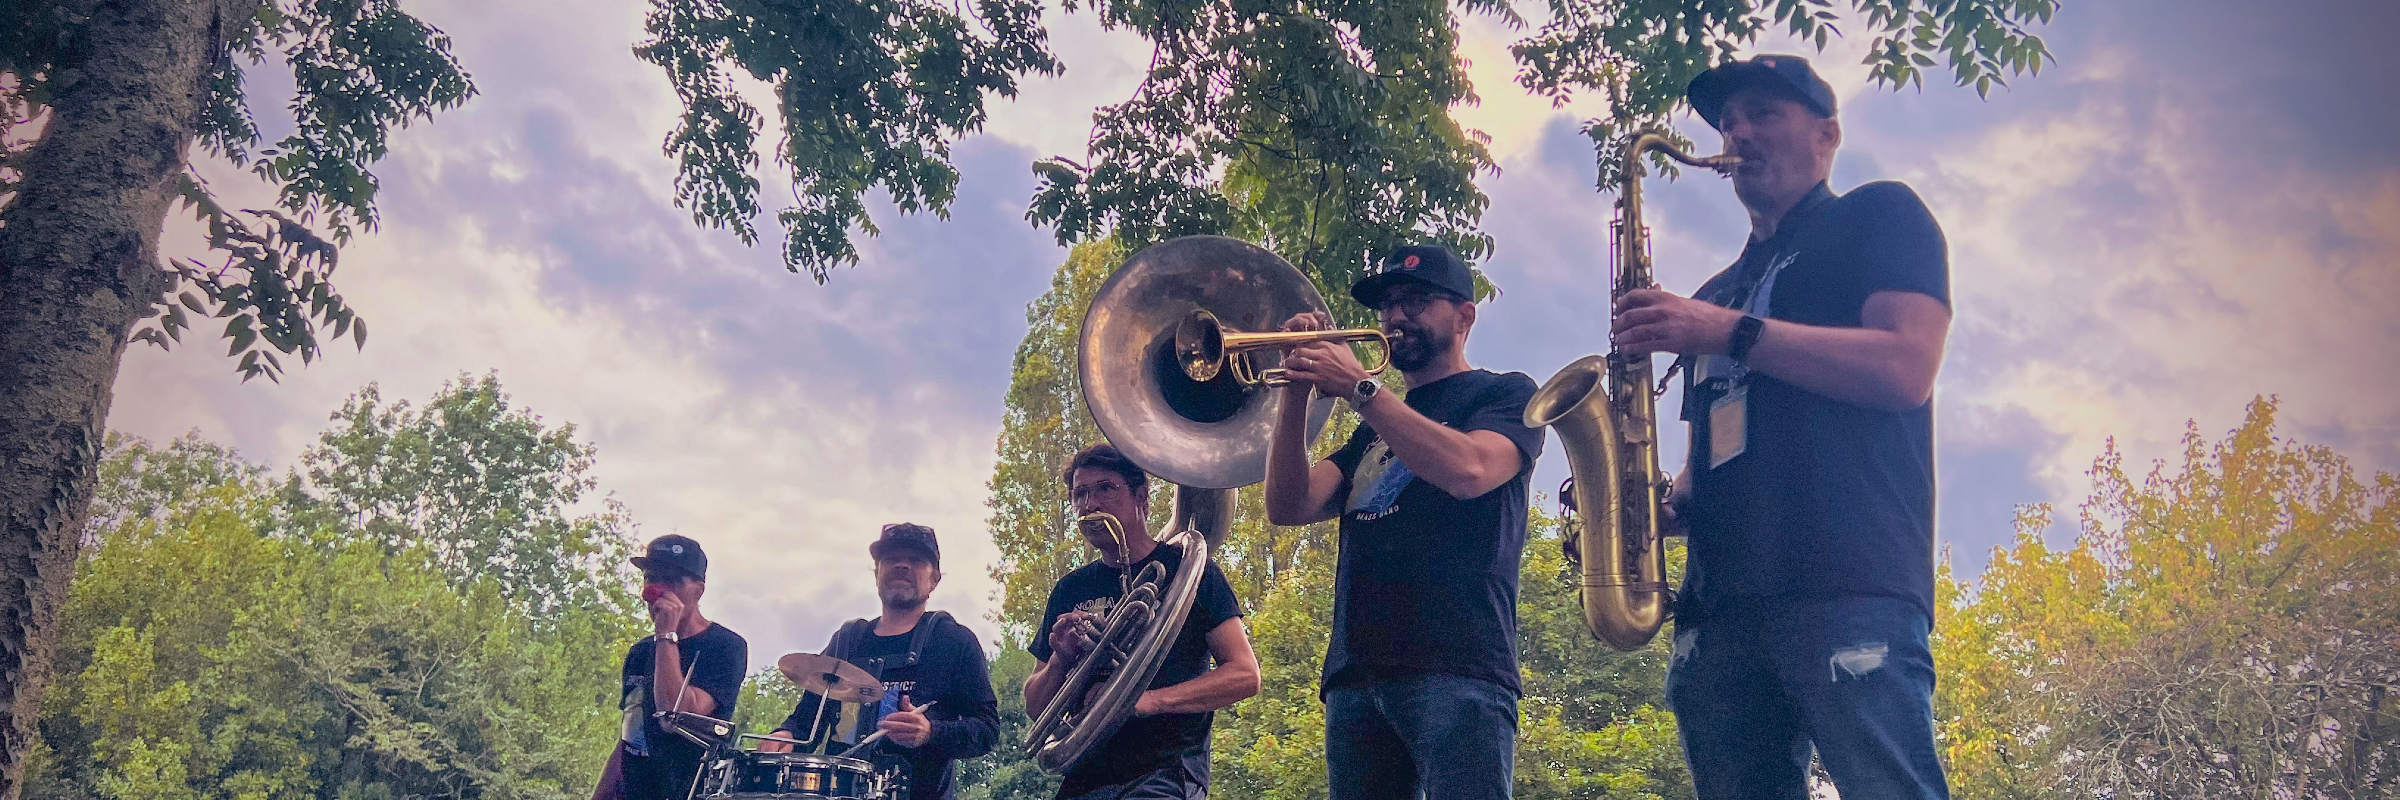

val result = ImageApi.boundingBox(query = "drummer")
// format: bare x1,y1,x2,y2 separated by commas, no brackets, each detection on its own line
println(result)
760,523,1000,800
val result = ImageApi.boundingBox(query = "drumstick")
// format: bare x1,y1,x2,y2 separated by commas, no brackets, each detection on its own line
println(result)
838,700,937,758
738,733,809,747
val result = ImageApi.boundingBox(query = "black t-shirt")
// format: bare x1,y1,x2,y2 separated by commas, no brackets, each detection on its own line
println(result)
1323,369,1544,696
775,614,1001,800
1678,180,1949,625
618,622,748,800
1031,541,1243,795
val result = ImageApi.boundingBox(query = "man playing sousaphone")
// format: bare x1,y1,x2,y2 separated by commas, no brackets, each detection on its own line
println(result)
1264,246,1546,800
1025,443,1260,799
759,523,1000,800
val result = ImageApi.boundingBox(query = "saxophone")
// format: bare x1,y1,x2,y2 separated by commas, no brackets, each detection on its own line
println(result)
1523,131,1739,651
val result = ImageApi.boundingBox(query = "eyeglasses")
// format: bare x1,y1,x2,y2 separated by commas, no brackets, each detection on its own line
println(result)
1379,289,1458,318
1069,480,1127,502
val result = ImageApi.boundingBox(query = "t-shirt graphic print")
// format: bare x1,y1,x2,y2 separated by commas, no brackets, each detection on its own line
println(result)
1345,441,1413,520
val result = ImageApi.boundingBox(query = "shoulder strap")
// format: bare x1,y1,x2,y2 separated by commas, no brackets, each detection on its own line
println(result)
826,618,875,662
902,611,954,667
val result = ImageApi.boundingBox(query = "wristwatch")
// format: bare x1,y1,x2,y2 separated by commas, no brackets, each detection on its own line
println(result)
1348,378,1380,407
658,630,680,645
1727,314,1766,364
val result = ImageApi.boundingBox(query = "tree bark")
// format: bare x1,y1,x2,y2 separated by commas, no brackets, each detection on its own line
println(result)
0,0,216,796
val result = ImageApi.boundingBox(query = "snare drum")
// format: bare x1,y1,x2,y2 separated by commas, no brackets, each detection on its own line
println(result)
711,752,879,799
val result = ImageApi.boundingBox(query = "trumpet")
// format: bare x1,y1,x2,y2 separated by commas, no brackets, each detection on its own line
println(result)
1174,309,1391,387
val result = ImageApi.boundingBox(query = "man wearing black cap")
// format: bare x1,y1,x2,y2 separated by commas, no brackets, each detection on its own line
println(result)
757,523,999,800
1026,442,1256,800
600,535,749,800
1613,54,1953,799
1263,246,1546,800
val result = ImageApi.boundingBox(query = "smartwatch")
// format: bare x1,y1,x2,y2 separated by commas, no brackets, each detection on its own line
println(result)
1349,379,1380,407
1727,314,1766,364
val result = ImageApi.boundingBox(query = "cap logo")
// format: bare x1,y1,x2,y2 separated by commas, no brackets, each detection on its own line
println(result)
1401,255,1420,270
670,544,684,555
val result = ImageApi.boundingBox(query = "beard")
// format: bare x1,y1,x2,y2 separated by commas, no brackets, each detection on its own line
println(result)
1387,322,1453,372
880,581,926,611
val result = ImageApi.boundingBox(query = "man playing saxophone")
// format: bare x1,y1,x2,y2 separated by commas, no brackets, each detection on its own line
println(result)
1263,246,1546,800
1612,55,1953,798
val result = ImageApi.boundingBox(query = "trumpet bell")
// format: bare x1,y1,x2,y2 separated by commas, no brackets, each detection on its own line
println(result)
1081,236,1336,489
1174,309,1230,383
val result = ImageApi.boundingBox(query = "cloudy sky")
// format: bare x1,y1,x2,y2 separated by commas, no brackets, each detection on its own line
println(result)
111,0,2399,669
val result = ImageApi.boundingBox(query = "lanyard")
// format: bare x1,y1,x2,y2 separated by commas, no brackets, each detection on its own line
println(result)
1680,183,1837,395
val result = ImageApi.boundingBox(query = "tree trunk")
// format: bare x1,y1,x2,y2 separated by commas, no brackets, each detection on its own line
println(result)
0,0,216,796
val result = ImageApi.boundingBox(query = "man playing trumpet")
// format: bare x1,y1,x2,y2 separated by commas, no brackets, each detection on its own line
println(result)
1264,246,1547,800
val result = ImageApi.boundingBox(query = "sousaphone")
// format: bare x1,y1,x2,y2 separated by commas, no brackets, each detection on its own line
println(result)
1022,236,1338,774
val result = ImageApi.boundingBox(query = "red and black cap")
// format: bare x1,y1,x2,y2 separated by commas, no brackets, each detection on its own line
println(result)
1687,54,1838,130
632,534,708,582
870,522,940,569
1350,245,1478,309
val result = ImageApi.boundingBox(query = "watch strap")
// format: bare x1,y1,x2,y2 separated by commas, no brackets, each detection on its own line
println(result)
1350,379,1379,405
1728,315,1766,363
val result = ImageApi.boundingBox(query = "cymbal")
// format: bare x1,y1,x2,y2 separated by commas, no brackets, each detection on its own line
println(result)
777,652,882,704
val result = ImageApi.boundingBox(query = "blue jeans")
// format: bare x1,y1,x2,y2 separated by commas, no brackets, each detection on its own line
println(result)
1326,672,1517,800
1057,749,1209,800
1665,595,1951,800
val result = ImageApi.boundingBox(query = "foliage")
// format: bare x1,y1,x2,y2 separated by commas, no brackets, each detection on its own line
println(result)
632,0,1060,281
1516,0,2056,192
27,381,645,800
957,645,1061,800
636,0,2058,306
288,373,640,618
1026,0,1510,326
0,0,474,379
1935,397,2400,799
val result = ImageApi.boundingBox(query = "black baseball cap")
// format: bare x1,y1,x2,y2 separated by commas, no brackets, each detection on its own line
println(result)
870,522,941,569
632,534,708,581
1687,54,1838,130
1350,245,1478,309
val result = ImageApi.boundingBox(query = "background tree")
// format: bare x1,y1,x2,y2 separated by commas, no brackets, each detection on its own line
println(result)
1026,0,2056,323
642,0,2057,308
286,373,637,617
1936,398,2399,799
27,377,643,800
0,0,471,792
632,0,1060,281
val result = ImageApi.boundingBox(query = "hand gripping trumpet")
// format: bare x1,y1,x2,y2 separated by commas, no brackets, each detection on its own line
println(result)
1523,131,1738,651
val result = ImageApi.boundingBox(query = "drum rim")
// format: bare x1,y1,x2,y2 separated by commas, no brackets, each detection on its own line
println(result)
737,751,875,772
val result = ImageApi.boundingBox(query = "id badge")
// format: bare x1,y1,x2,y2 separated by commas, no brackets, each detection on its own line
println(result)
1708,384,1748,469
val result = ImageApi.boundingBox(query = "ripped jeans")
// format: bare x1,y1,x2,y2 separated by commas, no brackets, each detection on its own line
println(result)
1664,595,1950,800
